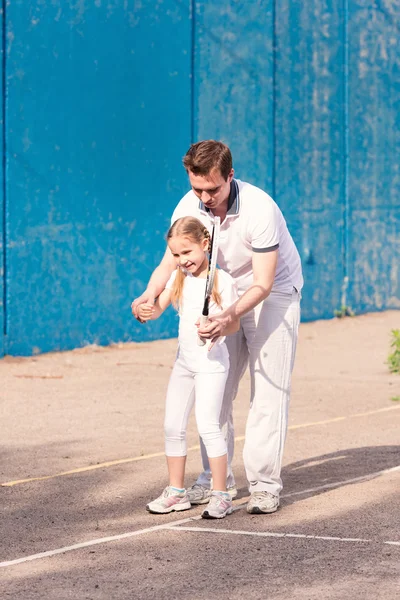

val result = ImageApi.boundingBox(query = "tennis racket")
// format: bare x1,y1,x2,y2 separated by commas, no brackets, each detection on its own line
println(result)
198,216,221,346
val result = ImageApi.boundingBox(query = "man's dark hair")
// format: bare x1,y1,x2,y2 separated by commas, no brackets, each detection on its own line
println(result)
183,140,233,180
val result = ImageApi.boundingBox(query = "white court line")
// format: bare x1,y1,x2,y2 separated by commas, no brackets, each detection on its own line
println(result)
1,465,399,569
385,541,400,546
165,526,373,544
0,515,201,568
282,465,400,498
233,463,400,506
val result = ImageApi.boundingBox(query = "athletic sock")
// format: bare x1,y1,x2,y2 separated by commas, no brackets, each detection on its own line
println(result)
170,486,185,494
213,490,231,498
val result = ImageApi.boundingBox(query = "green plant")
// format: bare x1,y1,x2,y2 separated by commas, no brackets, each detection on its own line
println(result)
391,396,400,402
334,305,354,318
387,329,400,374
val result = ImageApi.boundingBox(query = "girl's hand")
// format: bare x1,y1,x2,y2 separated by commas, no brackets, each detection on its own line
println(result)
137,304,155,323
131,291,155,322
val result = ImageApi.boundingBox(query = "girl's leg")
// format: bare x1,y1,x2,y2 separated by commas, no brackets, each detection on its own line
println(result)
146,361,195,515
167,456,186,489
164,360,196,485
208,455,228,492
194,370,229,490
197,328,249,490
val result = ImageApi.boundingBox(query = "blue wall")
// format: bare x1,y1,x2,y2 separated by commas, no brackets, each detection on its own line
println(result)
275,1,346,319
347,1,400,311
1,1,399,356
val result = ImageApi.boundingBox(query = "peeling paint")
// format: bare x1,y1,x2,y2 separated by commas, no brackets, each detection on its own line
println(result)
22,129,32,153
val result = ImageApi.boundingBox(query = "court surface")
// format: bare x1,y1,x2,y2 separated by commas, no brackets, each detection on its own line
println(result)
1,311,400,599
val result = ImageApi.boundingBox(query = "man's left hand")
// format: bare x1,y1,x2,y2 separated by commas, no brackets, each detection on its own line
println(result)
196,313,232,349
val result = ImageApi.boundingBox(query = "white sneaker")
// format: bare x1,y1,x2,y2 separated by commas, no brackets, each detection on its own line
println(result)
201,492,233,519
187,483,238,505
146,486,191,514
246,491,279,514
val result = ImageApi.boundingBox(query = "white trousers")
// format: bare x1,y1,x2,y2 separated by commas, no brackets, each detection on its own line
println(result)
196,288,301,496
164,358,228,459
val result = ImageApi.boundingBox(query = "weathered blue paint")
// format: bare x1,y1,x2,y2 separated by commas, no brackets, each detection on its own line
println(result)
0,1,4,356
274,1,347,321
0,1,399,357
5,0,190,355
194,1,274,190
347,1,400,313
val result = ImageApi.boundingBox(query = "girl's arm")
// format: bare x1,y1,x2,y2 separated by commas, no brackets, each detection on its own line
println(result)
137,288,172,322
132,248,176,320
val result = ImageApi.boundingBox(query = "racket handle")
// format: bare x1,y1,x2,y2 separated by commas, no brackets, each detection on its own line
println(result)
197,314,209,346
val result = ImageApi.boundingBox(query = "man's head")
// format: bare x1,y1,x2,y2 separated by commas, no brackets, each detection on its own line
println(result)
183,140,234,211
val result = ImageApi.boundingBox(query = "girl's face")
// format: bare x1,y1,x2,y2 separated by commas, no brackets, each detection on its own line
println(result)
168,234,208,276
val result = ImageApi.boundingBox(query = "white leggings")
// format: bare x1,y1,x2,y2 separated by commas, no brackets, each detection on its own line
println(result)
164,359,228,459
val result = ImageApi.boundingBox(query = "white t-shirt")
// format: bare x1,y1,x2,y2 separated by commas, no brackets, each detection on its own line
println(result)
171,179,303,294
165,268,238,373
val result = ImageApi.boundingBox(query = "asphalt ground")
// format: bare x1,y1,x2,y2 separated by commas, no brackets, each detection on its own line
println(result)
1,310,400,599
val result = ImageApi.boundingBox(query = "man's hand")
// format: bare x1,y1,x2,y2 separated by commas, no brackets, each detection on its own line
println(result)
196,313,233,349
131,291,155,323
136,303,155,323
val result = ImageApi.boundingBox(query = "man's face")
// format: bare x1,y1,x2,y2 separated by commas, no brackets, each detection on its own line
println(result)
188,168,234,211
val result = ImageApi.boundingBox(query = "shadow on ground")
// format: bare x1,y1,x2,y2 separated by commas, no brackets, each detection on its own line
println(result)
232,445,400,504
2,443,400,599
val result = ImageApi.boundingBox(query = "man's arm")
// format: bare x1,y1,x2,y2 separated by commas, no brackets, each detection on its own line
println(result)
131,247,176,320
199,249,278,340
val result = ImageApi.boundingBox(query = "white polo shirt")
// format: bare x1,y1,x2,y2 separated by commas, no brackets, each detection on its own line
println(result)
171,179,303,295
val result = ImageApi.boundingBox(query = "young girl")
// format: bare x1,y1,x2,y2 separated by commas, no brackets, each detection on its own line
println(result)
137,216,239,519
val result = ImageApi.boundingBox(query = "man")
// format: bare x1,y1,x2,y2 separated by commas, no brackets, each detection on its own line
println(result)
132,140,303,514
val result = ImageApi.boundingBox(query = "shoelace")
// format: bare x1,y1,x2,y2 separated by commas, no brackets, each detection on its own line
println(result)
192,484,208,495
251,491,274,502
163,486,177,498
210,493,229,507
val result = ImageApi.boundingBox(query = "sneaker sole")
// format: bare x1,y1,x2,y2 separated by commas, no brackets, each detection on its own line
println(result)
146,501,192,514
201,507,233,519
246,505,279,514
190,489,237,505
188,497,211,505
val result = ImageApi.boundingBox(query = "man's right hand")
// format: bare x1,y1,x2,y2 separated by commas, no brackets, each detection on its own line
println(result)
131,248,176,322
131,291,155,322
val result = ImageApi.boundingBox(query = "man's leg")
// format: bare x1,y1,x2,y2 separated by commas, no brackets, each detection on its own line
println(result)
191,328,249,494
243,288,300,510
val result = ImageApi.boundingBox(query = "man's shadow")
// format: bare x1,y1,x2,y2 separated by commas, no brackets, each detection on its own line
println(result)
279,445,400,505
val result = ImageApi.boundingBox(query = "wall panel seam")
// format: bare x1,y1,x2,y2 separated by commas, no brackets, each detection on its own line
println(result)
1,0,7,343
272,0,276,198
343,0,350,307
190,0,195,142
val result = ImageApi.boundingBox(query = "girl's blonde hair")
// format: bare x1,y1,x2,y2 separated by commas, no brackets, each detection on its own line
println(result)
167,216,222,310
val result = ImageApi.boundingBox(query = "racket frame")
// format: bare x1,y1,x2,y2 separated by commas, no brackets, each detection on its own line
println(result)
198,216,220,345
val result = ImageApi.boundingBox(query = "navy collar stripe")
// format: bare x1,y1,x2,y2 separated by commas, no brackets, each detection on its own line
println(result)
198,179,240,216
